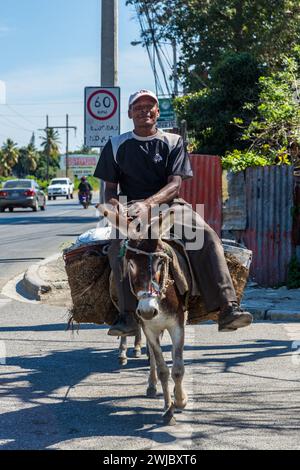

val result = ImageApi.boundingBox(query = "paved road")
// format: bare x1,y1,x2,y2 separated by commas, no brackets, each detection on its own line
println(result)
0,297,299,450
0,196,99,290
0,195,299,450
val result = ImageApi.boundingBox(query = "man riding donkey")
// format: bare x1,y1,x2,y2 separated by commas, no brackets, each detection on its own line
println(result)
94,89,253,337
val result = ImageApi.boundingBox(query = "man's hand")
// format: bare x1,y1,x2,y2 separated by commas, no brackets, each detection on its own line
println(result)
127,201,151,220
107,198,127,217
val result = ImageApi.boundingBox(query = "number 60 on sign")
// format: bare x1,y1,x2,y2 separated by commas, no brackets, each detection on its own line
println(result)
84,87,120,148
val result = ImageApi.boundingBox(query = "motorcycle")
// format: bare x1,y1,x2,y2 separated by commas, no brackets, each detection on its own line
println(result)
79,191,91,209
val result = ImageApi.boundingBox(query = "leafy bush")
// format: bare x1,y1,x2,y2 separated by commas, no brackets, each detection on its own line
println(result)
221,150,271,172
222,148,292,172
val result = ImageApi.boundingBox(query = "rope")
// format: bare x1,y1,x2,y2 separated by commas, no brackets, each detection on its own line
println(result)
122,240,173,300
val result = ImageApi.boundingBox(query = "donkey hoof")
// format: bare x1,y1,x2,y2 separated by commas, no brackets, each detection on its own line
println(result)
118,357,128,366
146,386,157,398
163,404,176,426
162,414,176,426
133,348,142,358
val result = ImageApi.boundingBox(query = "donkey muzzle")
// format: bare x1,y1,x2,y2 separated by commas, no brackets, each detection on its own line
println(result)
136,296,159,320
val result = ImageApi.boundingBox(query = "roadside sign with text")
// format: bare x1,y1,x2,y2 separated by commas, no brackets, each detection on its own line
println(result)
84,87,120,148
60,154,99,177
157,97,176,129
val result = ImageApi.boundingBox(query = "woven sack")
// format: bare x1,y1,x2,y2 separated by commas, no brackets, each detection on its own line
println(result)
64,243,118,326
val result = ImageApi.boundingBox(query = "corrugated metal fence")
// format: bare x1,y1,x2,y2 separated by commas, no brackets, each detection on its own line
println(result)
180,154,222,235
181,154,295,286
243,165,294,286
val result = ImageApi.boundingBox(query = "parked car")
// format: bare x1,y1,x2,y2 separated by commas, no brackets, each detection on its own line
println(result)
0,179,46,212
47,178,74,200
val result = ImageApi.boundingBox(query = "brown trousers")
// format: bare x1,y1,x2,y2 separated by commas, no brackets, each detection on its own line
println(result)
107,199,237,314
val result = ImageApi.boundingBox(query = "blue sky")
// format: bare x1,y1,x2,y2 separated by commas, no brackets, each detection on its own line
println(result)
0,0,157,150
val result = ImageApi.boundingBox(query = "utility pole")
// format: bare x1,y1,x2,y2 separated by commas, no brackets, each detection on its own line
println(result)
99,0,118,203
66,114,69,177
101,0,118,87
46,115,49,181
172,38,179,97
40,116,76,179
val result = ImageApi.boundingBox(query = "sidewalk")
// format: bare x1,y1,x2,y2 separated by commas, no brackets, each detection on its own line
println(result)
19,253,300,321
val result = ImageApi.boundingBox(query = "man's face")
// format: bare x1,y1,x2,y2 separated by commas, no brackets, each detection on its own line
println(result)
128,97,160,128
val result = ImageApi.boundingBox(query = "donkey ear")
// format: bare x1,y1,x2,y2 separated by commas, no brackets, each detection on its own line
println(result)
97,204,129,238
150,210,174,239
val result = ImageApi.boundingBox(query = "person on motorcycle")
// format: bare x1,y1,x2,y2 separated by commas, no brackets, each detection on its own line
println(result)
78,176,92,203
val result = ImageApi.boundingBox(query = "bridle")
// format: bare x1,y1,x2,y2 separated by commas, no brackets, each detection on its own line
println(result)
120,239,173,301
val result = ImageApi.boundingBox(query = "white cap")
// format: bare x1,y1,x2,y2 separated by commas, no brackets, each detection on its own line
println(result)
128,89,158,108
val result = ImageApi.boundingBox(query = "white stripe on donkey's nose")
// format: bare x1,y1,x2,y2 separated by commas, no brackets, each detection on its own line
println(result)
136,292,159,320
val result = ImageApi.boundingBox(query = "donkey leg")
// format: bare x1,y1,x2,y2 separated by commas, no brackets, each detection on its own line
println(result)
118,336,128,366
144,328,176,425
146,342,158,398
169,323,187,410
133,325,142,358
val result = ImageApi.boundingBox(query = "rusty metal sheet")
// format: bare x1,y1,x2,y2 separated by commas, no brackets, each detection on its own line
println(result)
180,154,222,235
222,170,247,231
243,165,294,286
293,172,300,247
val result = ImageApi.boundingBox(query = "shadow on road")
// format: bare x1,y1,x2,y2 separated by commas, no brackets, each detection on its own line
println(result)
0,335,296,449
0,346,180,449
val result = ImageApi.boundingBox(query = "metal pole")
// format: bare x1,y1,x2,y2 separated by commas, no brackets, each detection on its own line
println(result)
172,38,179,97
66,114,69,178
46,115,49,181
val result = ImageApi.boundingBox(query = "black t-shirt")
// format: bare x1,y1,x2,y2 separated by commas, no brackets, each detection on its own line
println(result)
78,181,92,193
93,129,193,201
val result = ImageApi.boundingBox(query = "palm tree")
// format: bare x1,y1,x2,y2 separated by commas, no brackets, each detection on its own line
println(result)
26,133,38,172
26,144,38,172
40,128,60,158
0,139,19,176
40,129,61,180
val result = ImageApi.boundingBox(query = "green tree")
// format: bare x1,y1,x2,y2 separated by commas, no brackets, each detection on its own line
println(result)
174,52,261,154
127,0,300,90
39,128,61,180
13,133,39,177
40,128,60,159
0,139,19,177
222,51,300,170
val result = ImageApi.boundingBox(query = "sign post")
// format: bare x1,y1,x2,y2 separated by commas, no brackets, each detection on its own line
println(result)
84,86,120,148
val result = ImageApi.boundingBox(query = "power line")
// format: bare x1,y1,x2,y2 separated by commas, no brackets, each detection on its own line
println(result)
5,103,41,128
134,0,175,97
0,115,33,133
0,100,83,106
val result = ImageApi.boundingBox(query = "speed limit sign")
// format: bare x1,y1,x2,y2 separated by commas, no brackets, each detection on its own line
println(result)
84,87,120,147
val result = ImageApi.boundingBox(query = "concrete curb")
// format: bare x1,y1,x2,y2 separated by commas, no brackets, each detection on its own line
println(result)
21,253,62,301
15,252,300,322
